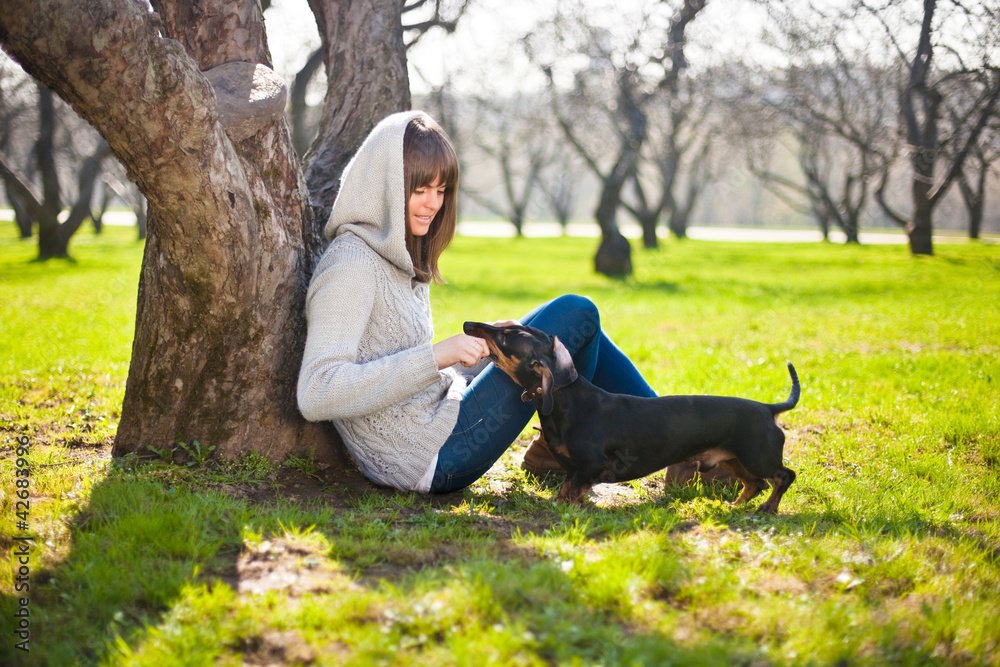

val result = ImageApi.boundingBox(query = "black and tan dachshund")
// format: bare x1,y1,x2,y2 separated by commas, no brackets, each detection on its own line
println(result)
464,321,800,513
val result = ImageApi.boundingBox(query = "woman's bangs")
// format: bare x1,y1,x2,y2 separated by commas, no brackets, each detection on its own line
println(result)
406,129,459,191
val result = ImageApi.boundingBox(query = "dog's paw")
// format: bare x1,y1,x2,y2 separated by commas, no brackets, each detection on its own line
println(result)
556,481,591,505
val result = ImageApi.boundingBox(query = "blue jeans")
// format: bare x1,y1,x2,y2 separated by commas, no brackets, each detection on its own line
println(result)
430,294,657,494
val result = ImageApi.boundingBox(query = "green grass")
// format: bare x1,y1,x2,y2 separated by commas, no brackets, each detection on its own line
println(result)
2,225,1000,665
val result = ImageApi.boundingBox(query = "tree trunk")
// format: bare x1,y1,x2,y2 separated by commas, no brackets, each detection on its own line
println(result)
898,0,938,256
91,178,107,233
35,85,66,259
303,0,410,225
151,0,272,70
22,85,113,258
290,48,323,156
668,207,689,240
908,151,935,255
640,213,658,248
135,189,148,241
4,184,32,238
593,162,633,276
59,138,112,246
841,211,860,244
959,157,986,240
0,0,344,464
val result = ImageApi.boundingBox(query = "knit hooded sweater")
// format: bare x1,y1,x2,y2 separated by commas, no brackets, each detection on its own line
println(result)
297,110,467,492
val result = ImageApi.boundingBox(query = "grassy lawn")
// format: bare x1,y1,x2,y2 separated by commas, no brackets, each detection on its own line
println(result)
2,225,999,665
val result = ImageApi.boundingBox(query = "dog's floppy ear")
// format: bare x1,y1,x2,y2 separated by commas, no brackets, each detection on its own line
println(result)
551,336,578,387
534,336,578,416
536,364,555,416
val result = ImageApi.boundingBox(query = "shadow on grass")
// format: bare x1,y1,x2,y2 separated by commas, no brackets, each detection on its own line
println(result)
0,466,246,665
0,459,738,664
2,456,987,665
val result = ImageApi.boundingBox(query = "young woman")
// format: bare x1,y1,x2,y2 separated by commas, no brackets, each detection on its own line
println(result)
297,110,657,494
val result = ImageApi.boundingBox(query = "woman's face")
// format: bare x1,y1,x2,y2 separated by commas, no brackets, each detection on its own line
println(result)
408,176,446,237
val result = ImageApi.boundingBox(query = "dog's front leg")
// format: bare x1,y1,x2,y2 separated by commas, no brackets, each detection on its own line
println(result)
556,475,593,504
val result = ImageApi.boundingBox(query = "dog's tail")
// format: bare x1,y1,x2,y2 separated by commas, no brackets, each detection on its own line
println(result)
769,362,800,415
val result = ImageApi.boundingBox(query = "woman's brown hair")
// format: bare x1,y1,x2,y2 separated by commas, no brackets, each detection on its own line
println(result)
403,114,459,284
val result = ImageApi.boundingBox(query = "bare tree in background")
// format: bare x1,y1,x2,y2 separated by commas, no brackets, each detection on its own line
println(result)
625,76,715,246
943,72,1000,239
862,0,1000,255
0,83,112,258
747,61,898,243
462,93,555,235
736,2,905,243
0,59,32,237
527,0,707,275
537,141,582,230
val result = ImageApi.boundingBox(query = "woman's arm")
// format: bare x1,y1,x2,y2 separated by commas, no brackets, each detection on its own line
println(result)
297,247,444,422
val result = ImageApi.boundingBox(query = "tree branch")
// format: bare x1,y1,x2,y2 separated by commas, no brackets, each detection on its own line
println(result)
0,148,43,219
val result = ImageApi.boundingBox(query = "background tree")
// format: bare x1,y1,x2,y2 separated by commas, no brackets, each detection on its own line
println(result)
862,0,1000,255
943,70,1000,240
462,93,554,235
0,83,112,258
625,76,715,246
730,1,904,243
956,125,998,240
526,0,708,275
536,141,582,230
0,59,32,238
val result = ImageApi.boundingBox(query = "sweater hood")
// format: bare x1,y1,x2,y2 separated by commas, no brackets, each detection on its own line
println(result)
323,110,425,277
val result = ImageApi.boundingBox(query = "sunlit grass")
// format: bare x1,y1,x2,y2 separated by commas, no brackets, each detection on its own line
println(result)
1,225,999,665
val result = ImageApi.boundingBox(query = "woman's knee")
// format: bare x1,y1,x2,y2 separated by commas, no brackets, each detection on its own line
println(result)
549,294,600,349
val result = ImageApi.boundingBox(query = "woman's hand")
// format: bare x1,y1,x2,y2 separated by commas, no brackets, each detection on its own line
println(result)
490,319,521,327
433,334,490,369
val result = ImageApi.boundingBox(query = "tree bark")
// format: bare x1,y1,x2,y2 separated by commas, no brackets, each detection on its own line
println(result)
150,0,272,70
303,0,410,226
0,0,344,464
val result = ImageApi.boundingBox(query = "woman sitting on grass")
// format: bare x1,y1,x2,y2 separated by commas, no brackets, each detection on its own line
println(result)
296,110,658,494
